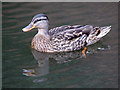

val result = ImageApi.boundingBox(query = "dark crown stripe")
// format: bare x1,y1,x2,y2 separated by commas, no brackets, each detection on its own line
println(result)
34,19,48,24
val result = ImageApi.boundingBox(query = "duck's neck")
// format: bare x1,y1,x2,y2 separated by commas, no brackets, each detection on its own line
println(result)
37,28,50,39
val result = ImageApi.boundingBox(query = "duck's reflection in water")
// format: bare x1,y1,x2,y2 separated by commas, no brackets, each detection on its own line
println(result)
22,49,84,77
23,50,49,77
22,45,110,83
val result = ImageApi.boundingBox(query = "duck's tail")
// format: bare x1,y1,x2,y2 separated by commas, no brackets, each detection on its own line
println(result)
86,25,111,46
97,26,111,38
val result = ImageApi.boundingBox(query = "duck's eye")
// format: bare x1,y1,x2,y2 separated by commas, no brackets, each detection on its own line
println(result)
34,19,47,24
34,19,41,24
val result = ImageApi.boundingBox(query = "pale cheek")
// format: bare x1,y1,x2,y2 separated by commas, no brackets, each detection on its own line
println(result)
34,21,49,28
35,23,42,28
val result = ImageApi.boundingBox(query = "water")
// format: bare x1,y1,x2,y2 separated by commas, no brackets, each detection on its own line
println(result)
2,2,118,88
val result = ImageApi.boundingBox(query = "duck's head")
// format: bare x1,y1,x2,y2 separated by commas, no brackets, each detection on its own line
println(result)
22,14,49,32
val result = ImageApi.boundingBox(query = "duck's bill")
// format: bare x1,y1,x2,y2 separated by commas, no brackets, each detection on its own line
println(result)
22,23,35,32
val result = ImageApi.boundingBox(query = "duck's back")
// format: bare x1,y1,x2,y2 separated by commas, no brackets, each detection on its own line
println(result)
49,25,93,52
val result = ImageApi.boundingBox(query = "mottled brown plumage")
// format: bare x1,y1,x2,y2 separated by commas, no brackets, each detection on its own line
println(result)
22,14,111,53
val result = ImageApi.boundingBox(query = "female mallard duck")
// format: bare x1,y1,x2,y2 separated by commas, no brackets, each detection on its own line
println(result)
22,14,111,57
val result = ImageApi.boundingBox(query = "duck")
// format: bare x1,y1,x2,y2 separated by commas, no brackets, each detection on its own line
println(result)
22,14,111,58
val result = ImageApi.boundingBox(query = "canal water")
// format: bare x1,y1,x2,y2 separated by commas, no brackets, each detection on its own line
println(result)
2,2,118,88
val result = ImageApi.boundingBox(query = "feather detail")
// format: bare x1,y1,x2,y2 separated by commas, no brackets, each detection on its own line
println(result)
23,14,111,53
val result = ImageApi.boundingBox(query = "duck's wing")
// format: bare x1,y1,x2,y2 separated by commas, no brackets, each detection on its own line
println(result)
50,25,94,40
49,25,86,35
50,25,94,51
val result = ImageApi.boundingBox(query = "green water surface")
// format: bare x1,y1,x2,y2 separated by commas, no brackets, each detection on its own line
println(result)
2,2,118,88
